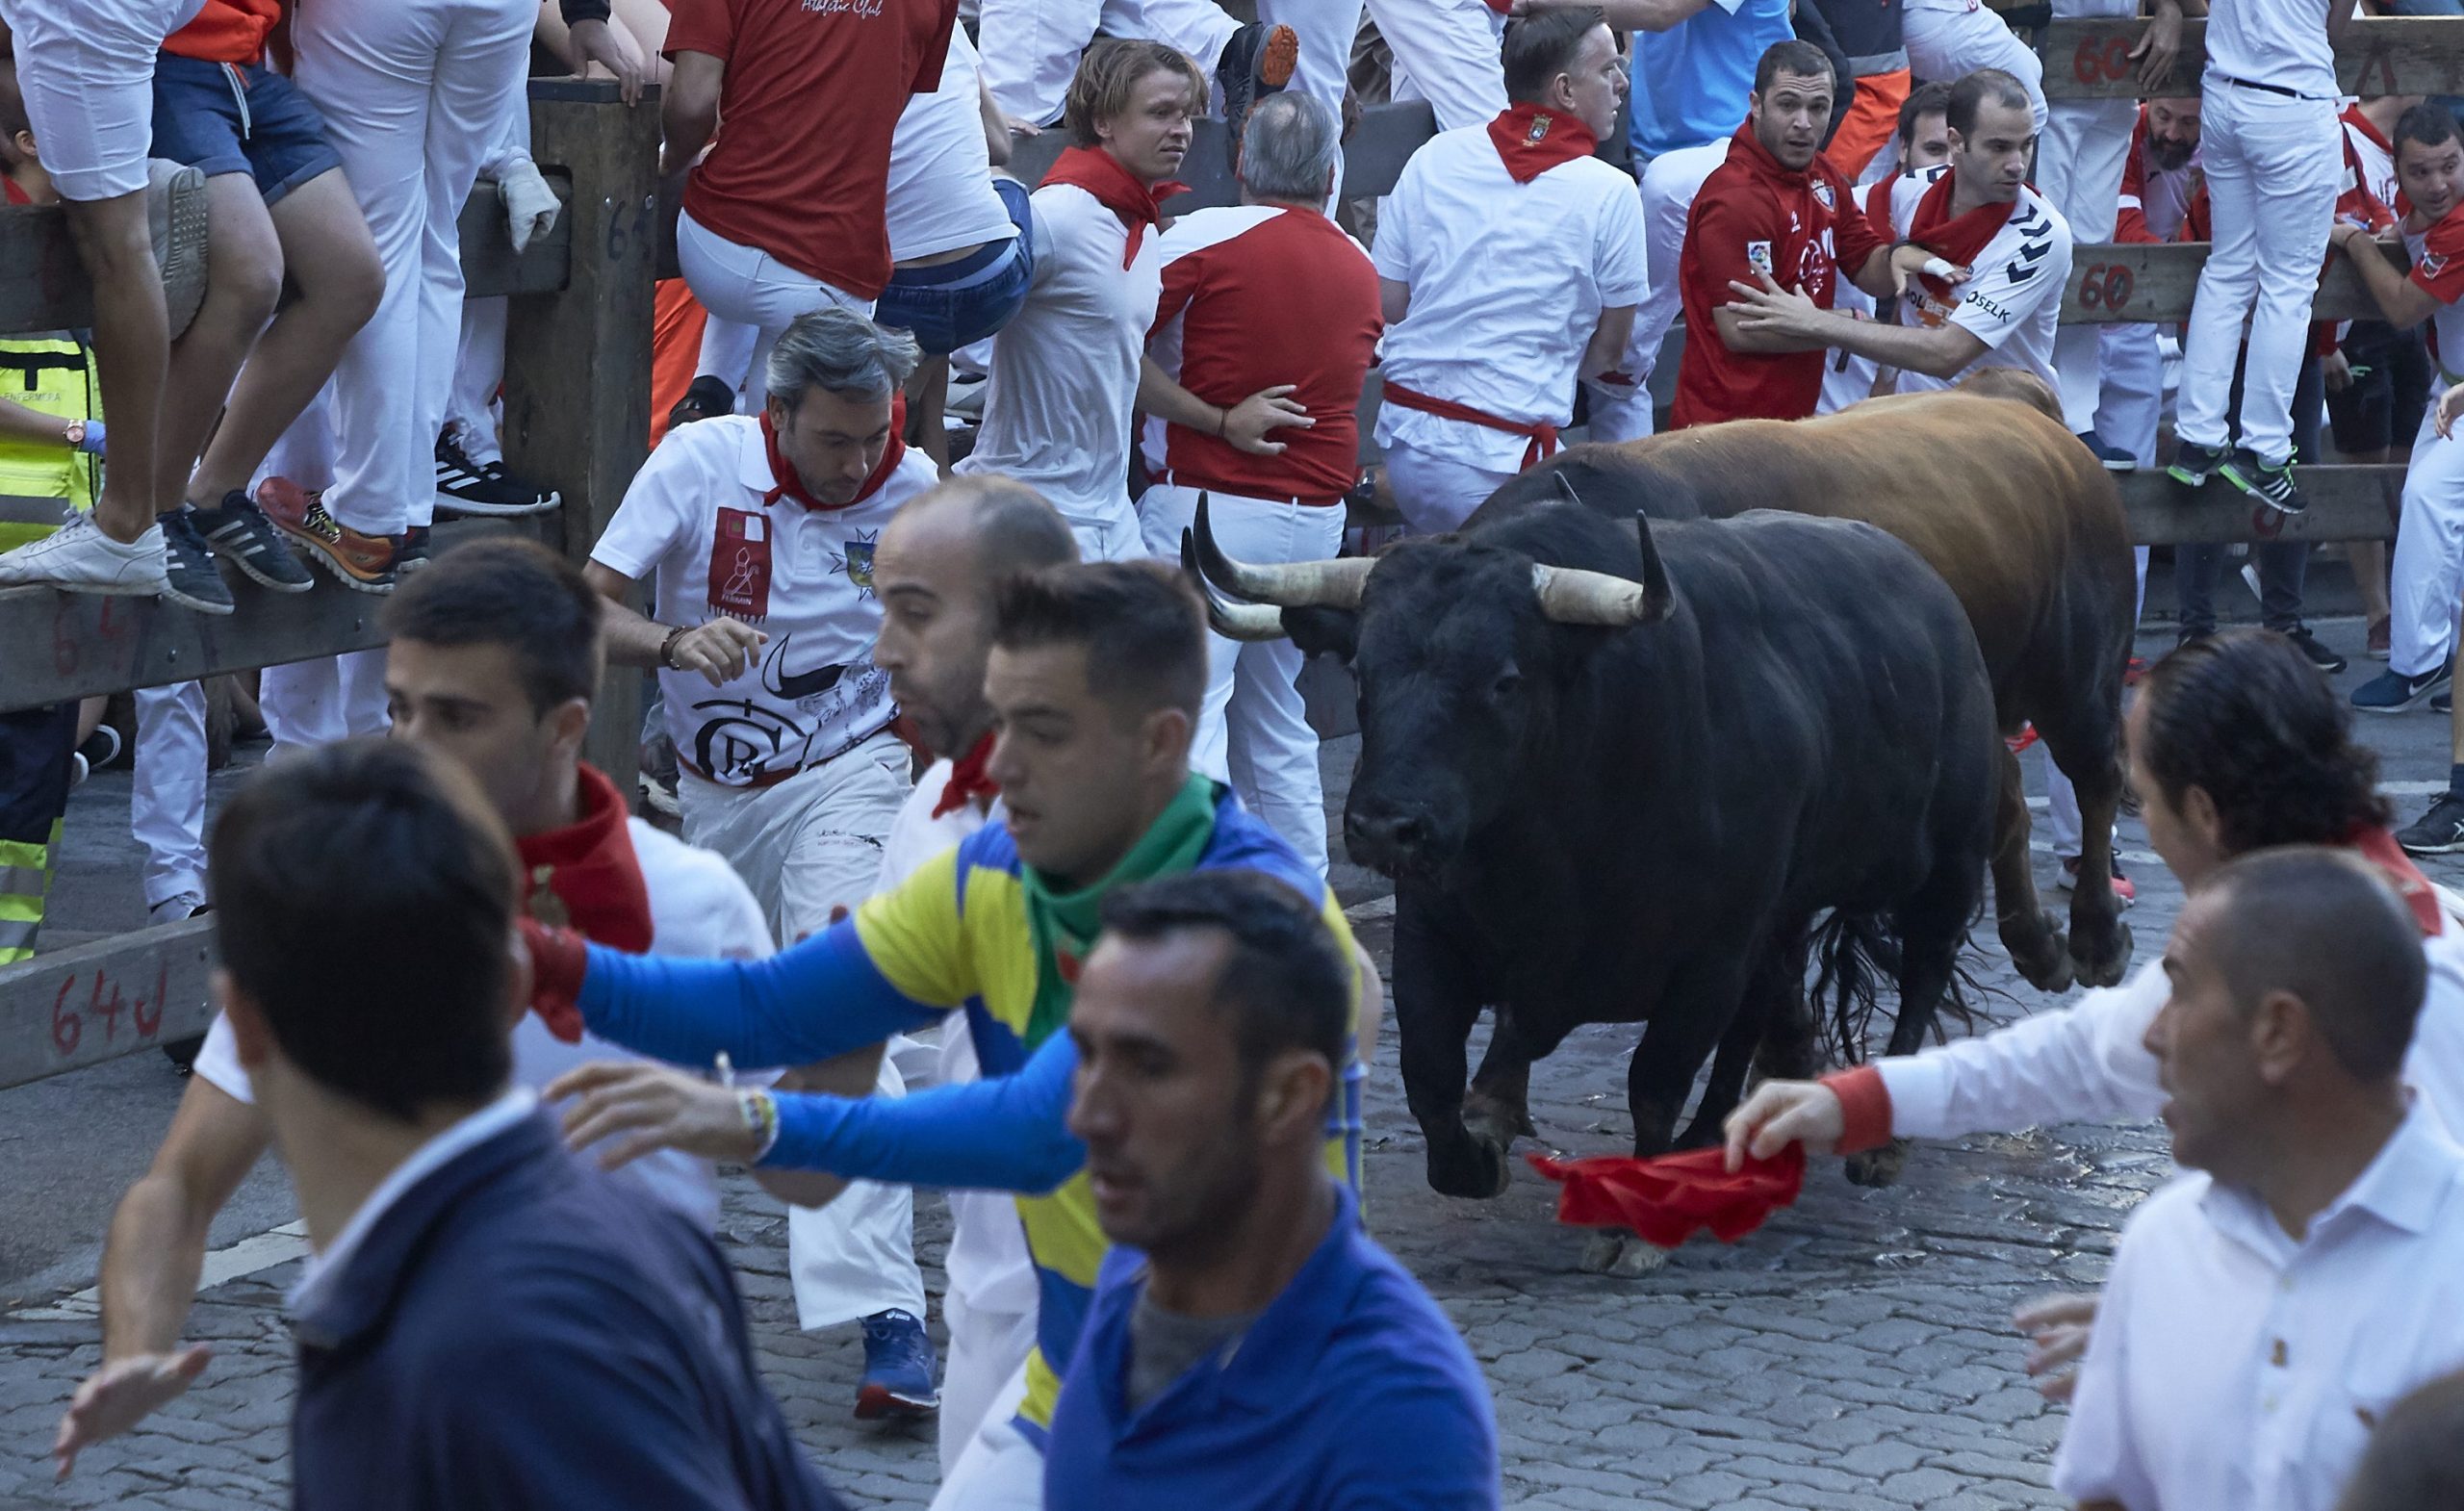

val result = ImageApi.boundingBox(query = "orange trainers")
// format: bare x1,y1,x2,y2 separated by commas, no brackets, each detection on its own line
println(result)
255,476,398,594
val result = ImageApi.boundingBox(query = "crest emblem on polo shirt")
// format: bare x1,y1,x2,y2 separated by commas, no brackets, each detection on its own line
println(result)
829,530,878,595
1812,178,1835,212
2426,251,2451,278
1527,112,1553,142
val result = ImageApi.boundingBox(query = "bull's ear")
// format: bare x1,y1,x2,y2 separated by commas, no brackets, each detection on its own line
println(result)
1629,513,1676,625
1283,605,1359,662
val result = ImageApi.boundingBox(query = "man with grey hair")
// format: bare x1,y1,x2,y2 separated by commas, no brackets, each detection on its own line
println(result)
1135,90,1379,877
583,303,945,1419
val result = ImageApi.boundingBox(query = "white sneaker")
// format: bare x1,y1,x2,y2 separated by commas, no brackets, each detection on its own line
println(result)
147,891,208,926
0,515,172,599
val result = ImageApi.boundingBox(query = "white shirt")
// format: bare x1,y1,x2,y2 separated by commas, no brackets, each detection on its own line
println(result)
885,28,1016,265
591,416,934,785
954,182,1163,539
2053,1105,2464,1511
1628,139,1730,388
2205,0,2338,98
196,820,775,1232
1887,166,2073,395
1373,124,1650,472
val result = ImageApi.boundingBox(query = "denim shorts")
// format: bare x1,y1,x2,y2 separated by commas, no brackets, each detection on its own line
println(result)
875,177,1036,356
150,52,342,207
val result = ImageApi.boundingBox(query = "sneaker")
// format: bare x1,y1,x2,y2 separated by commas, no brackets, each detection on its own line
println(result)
1216,22,1298,171
2058,855,2137,909
2438,689,2453,716
396,525,432,576
68,726,121,787
666,374,736,432
2369,617,2392,660
2165,439,2231,488
2352,660,2453,713
2176,627,2213,651
191,489,315,592
2077,430,2137,472
149,894,211,1073
154,509,239,616
436,429,559,517
0,513,176,603
2283,626,2348,676
2400,792,2464,855
2218,447,2306,516
855,1308,938,1420
256,476,398,594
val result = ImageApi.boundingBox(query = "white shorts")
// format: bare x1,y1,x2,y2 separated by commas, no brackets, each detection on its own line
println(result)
0,0,204,201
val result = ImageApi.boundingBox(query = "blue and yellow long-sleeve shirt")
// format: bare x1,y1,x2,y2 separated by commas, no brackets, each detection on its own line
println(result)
573,785,1364,1429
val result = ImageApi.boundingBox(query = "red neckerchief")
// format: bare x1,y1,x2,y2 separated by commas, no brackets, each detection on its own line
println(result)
932,731,999,820
1907,170,2020,304
517,764,654,955
3,179,31,207
760,396,909,513
1040,144,1188,268
1486,102,1599,184
2348,825,2446,937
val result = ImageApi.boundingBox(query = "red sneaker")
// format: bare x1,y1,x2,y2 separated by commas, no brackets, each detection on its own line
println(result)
255,476,398,594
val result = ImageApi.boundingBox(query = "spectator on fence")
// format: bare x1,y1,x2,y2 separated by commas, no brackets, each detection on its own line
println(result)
200,737,840,1510
2161,0,2350,517
1819,81,1957,416
1042,870,1498,1510
581,308,947,1419
49,540,777,1478
2053,847,2464,1511
1135,92,1380,878
663,0,959,408
1897,0,2043,129
2335,1370,2464,1511
1372,9,1644,533
954,39,1210,560
2330,90,2427,662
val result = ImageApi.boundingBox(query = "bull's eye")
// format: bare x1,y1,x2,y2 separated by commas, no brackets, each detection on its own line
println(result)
1490,670,1523,702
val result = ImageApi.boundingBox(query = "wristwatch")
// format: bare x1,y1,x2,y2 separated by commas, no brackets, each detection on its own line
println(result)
62,420,85,449
658,625,689,671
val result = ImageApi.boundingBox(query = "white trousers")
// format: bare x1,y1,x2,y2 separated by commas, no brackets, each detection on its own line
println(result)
929,1362,1042,1511
676,210,875,411
1067,505,1150,564
448,295,509,464
978,0,1237,128
1384,435,1516,535
133,682,207,909
1377,0,1509,134
2040,98,2138,433
1138,483,1342,878
938,1288,1039,1482
785,1043,932,1329
2391,405,2464,678
293,0,533,538
1901,3,2045,129
0,0,200,201
261,652,391,757
2173,81,2341,467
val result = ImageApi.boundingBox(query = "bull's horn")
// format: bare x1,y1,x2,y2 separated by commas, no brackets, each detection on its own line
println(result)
1528,512,1676,627
1191,492,1373,609
1206,600,1291,641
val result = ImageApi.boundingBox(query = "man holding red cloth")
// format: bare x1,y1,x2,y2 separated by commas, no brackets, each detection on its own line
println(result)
1671,40,1944,428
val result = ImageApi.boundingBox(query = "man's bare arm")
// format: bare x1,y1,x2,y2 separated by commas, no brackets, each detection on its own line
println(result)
1580,306,1638,380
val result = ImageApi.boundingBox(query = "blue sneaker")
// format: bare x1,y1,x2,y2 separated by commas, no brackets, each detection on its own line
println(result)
856,1308,938,1420
2076,430,2137,472
2352,660,2453,714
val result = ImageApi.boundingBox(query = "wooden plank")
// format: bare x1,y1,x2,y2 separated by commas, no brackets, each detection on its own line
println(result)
0,919,216,1092
2061,239,2405,325
2038,16,2464,100
2118,466,2400,544
0,178,568,338
507,79,659,798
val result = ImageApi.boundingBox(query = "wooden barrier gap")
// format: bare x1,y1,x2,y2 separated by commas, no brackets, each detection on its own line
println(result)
0,918,215,1092
2036,16,2464,101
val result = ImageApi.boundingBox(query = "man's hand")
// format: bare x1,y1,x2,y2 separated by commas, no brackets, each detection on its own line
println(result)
1220,384,1315,455
669,617,767,686
2437,381,2464,441
2129,5,2183,91
2323,347,2353,394
2014,1292,2097,1401
547,1062,763,1169
1887,243,1968,300
53,1347,213,1479
1725,274,1833,344
499,159,562,255
567,17,647,106
1721,1079,1845,1170
1005,115,1044,139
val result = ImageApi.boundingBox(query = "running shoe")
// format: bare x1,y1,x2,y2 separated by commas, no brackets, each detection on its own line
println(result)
856,1308,939,1421
2352,660,2452,713
154,508,239,616
1217,23,1299,172
2218,447,2305,516
2164,439,2230,488
436,428,560,517
191,489,315,592
2399,792,2464,856
0,514,184,605
256,476,399,594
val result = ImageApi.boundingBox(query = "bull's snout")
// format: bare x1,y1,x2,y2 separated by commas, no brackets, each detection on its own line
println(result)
1345,801,1436,876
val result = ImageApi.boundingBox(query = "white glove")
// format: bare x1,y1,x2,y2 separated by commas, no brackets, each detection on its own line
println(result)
500,159,562,255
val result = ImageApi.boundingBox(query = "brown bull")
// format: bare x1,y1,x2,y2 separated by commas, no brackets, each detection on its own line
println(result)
1482,386,2136,991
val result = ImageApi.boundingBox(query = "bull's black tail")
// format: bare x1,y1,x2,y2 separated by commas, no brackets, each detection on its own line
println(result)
1808,911,1998,1063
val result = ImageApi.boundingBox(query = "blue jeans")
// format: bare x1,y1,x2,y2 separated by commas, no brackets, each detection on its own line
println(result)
875,178,1034,356
150,52,342,207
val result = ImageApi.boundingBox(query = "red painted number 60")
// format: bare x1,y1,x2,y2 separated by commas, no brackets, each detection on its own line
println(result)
2078,263,2135,311
2072,36,2133,85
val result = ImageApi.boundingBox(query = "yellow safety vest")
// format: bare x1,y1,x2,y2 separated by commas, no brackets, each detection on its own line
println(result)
0,333,98,552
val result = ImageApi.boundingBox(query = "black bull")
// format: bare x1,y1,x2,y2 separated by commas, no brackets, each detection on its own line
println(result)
1188,489,2002,1227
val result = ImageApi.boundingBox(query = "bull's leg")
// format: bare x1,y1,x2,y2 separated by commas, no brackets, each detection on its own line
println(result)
1991,741,2075,994
1463,1011,1538,1156
1680,939,1808,1147
1393,893,1511,1199
1844,867,1976,1190
2038,727,2134,989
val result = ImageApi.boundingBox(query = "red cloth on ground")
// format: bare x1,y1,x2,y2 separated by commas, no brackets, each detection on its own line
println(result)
1040,145,1189,268
1485,103,1600,184
1527,1144,1806,1249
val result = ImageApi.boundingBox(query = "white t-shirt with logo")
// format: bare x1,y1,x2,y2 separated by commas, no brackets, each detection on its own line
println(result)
886,27,1016,265
193,820,774,1232
1887,166,2074,394
591,415,935,786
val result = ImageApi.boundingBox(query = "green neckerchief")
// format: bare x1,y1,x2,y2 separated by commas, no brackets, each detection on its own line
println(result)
1018,773,1219,1049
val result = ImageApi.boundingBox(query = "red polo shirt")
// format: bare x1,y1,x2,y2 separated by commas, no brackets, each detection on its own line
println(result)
1671,124,1888,429
668,0,957,300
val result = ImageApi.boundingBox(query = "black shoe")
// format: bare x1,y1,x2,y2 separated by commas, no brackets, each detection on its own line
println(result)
667,374,736,432
2219,447,2306,516
68,725,122,786
1215,22,1298,172
190,489,314,592
2399,792,2464,855
436,429,560,517
2176,627,2214,650
396,525,432,576
2438,689,2453,716
154,508,237,616
2166,439,2231,487
2283,626,2348,675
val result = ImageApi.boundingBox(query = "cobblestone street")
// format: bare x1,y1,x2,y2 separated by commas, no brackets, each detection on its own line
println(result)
2,615,2451,1509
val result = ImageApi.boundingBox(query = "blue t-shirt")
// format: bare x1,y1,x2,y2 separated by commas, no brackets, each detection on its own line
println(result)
1043,1185,1500,1511
1630,0,1795,163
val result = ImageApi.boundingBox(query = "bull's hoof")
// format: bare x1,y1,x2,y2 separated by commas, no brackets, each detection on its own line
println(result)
1843,1138,1910,1189
1425,1127,1513,1199
2007,911,2075,994
2070,918,2133,989
1579,1229,1671,1277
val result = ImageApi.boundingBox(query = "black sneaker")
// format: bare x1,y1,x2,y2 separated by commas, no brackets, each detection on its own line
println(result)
2438,689,2453,716
667,374,735,432
2399,792,2464,855
2166,439,2231,488
2352,659,2453,713
2283,626,2348,675
1215,22,1298,172
190,489,314,592
396,525,432,575
154,508,236,616
436,429,560,517
2077,430,2137,472
2219,447,2306,516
